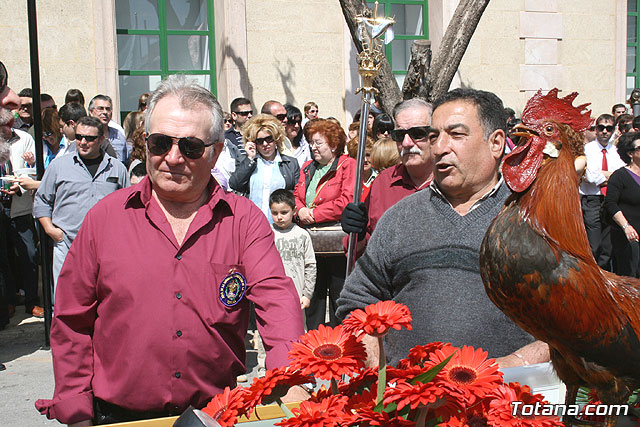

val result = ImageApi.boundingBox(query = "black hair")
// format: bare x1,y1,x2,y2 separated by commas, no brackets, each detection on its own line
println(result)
617,131,640,164
58,102,87,123
612,103,626,114
596,113,615,125
41,93,54,102
230,97,251,112
269,189,295,209
284,104,303,146
76,116,104,138
130,162,147,178
372,113,394,138
65,89,85,105
433,88,506,139
504,107,516,121
633,115,640,130
18,88,32,98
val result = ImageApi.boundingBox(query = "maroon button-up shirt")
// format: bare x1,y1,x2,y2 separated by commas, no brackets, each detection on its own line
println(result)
36,177,304,424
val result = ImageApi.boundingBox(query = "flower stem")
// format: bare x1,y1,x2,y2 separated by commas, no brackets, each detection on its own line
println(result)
276,397,295,418
331,377,339,395
376,335,386,405
416,407,427,427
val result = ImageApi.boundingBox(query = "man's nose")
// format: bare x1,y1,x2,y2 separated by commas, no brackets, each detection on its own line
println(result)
402,133,415,148
1,87,20,111
164,142,185,164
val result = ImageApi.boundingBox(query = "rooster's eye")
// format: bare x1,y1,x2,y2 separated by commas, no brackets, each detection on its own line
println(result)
544,125,554,134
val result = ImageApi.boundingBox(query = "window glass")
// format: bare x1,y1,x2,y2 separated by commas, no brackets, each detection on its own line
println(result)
391,39,414,72
166,0,209,31
627,76,636,99
628,45,637,74
167,35,210,70
117,35,161,71
629,0,637,13
115,0,159,30
119,75,162,111
629,15,637,43
391,4,423,36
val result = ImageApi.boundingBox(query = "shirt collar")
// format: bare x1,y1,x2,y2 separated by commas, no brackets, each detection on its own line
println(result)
430,175,504,213
391,163,430,189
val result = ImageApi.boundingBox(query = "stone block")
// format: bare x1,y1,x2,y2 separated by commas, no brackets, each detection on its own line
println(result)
525,39,558,64
519,12,562,39
520,64,562,90
525,0,558,12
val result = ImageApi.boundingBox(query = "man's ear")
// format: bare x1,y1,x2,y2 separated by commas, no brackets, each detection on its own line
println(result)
68,120,76,130
488,129,506,159
210,141,224,165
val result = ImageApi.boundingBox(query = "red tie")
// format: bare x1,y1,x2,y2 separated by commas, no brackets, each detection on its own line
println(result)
601,148,608,196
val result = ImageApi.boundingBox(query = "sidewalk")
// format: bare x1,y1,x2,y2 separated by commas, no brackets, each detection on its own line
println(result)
0,311,57,426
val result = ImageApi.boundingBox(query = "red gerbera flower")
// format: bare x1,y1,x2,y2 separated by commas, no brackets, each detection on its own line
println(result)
486,382,562,427
430,345,502,406
342,300,412,337
397,342,446,369
274,395,348,427
245,366,314,407
202,386,251,427
338,367,379,396
353,408,417,426
382,378,446,411
288,324,367,381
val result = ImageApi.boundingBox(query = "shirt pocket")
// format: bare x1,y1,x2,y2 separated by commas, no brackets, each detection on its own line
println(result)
94,180,119,198
203,263,249,327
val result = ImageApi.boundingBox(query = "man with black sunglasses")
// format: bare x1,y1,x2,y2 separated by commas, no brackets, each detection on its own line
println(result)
579,113,626,270
33,116,129,294
227,96,253,148
36,75,305,425
341,98,433,256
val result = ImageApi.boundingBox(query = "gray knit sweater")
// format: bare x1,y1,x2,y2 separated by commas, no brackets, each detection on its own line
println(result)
336,182,534,366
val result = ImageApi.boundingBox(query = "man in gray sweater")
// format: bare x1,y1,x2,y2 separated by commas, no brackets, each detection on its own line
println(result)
337,89,549,368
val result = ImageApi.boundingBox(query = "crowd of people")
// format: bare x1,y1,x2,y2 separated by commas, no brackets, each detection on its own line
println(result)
0,57,639,424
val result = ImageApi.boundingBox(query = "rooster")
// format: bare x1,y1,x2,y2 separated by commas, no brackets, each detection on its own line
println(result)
479,89,640,427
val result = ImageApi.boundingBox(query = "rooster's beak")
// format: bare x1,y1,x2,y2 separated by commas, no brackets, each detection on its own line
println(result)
511,123,538,140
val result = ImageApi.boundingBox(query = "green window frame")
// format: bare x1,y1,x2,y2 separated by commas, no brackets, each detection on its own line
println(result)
627,0,639,97
367,0,429,86
115,0,217,117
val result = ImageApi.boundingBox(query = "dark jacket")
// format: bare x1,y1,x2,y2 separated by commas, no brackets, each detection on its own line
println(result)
229,153,300,195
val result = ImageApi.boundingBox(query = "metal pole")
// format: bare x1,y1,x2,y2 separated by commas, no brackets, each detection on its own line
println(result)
27,0,52,346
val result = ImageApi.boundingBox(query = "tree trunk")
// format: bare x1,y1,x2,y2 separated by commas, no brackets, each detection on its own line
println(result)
339,0,402,115
426,0,491,102
340,0,491,109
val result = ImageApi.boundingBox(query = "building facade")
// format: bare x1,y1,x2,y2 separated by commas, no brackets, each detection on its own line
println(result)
0,0,631,123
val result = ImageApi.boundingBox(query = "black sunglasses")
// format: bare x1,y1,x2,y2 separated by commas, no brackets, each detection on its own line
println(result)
390,126,430,142
76,133,100,142
255,135,274,145
43,131,53,138
235,110,252,116
596,125,615,133
287,119,301,126
146,133,213,159
275,113,287,122
224,118,233,124
0,62,7,94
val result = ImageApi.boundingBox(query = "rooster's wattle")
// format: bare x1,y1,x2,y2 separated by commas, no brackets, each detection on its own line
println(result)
479,89,640,427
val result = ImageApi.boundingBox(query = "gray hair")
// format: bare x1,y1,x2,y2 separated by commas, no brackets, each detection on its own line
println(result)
393,98,433,122
88,94,112,112
145,74,224,145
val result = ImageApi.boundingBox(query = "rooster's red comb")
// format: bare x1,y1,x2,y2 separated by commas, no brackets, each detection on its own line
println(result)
520,88,592,133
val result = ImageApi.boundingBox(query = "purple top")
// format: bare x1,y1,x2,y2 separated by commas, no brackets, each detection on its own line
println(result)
628,168,640,187
36,177,304,424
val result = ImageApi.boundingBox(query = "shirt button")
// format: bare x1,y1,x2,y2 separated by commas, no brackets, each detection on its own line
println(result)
175,372,181,378
176,293,182,300
176,254,182,260
176,330,182,337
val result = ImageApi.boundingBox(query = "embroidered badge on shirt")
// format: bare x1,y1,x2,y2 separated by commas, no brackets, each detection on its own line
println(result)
219,270,246,307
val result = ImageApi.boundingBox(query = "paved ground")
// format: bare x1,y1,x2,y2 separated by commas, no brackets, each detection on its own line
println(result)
0,310,261,427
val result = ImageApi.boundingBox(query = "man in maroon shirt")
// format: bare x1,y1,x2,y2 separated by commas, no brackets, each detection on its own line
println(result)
36,76,305,426
342,98,433,257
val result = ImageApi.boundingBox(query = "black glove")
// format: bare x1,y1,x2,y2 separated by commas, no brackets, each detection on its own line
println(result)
341,202,368,241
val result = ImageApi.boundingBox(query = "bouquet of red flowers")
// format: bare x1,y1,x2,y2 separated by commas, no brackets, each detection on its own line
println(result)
202,301,562,427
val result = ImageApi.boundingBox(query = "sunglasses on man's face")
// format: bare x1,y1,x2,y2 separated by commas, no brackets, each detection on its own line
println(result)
146,133,213,159
275,114,287,122
0,62,7,94
596,125,615,133
76,133,100,142
234,110,252,117
390,126,430,143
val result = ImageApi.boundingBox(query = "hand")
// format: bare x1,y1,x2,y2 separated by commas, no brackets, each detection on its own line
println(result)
281,385,310,403
297,207,315,225
341,202,368,241
21,152,35,166
17,177,39,190
624,225,639,242
300,296,310,309
495,354,525,368
0,182,20,196
245,142,257,159
46,227,64,243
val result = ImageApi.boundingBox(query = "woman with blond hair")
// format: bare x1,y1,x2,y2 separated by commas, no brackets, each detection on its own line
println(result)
370,136,399,172
229,114,300,222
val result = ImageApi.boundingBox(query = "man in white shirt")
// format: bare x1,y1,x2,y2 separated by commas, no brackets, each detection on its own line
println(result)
579,113,626,270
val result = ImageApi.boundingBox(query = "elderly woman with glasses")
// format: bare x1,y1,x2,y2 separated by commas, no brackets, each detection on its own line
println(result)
293,119,356,330
605,131,640,277
229,114,300,222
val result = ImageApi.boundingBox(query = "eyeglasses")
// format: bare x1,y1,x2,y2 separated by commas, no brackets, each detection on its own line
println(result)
0,62,7,94
309,109,318,114
310,139,326,147
224,119,233,124
76,133,100,142
146,133,213,159
94,106,112,112
596,125,615,133
288,120,301,126
43,131,53,138
235,110,252,116
255,135,274,145
390,126,430,142
275,113,287,122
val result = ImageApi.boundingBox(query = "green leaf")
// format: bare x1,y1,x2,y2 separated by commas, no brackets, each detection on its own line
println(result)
412,353,454,384
373,399,397,414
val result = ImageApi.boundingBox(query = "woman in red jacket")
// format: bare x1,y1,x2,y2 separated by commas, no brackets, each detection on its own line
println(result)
294,119,355,330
